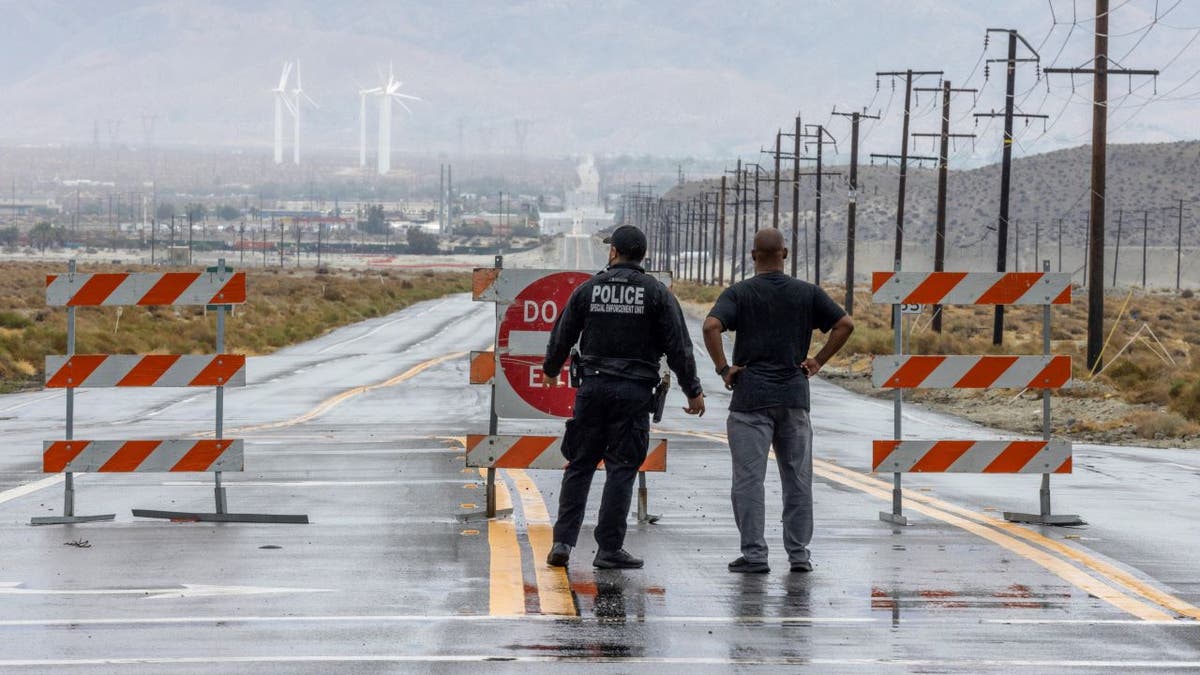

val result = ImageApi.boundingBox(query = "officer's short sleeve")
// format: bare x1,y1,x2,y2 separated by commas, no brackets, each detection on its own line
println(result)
707,286,738,331
811,285,847,333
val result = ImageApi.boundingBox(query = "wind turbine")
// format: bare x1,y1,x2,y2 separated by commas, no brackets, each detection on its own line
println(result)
376,64,421,175
358,84,383,168
290,60,318,165
271,62,293,164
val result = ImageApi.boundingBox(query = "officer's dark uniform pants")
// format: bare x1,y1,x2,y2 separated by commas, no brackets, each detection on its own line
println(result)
552,374,653,552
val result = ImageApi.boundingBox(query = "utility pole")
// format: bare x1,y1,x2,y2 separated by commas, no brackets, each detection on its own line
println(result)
1141,210,1148,289
975,29,1046,345
1044,0,1159,371
832,108,880,316
791,114,802,277
718,176,727,285
911,81,976,332
1035,220,1041,273
734,166,744,279
1113,208,1123,287
773,130,782,228
874,69,943,274
1177,199,1184,292
797,126,840,286
779,116,804,277
726,162,742,281
1057,218,1063,273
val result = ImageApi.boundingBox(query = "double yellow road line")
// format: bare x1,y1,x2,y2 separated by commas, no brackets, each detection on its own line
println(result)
483,468,577,616
677,429,1200,623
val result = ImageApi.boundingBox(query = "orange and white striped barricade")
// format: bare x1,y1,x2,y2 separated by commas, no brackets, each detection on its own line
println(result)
870,266,1082,526
33,260,307,525
465,436,668,472
467,257,672,522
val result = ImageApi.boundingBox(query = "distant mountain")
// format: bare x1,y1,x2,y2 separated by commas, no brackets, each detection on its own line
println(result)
666,140,1200,278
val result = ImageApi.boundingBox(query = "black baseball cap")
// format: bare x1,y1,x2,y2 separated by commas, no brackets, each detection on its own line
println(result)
603,225,648,260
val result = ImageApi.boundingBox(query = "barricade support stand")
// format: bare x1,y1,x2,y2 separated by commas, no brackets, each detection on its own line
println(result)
32,260,115,526
880,260,908,526
1004,261,1083,526
637,471,660,524
133,259,308,525
460,255,513,522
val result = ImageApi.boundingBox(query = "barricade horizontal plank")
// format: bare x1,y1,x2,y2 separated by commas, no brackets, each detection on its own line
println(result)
468,351,495,385
46,271,246,306
872,439,1071,474
871,355,1071,389
871,272,1071,306
42,439,244,473
465,434,667,471
45,354,246,388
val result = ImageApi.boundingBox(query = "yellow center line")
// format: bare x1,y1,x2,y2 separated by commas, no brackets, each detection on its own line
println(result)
662,428,1188,622
508,469,577,616
818,459,1200,621
230,351,467,433
478,469,523,616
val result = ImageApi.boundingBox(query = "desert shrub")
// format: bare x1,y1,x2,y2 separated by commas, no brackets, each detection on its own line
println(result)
0,311,30,329
1169,379,1200,422
1128,411,1200,439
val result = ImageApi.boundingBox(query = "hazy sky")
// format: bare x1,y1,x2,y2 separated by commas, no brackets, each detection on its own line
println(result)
0,0,1197,165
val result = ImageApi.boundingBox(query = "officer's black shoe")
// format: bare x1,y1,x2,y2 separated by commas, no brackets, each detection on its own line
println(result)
790,560,814,573
547,542,572,567
593,549,643,569
728,556,770,574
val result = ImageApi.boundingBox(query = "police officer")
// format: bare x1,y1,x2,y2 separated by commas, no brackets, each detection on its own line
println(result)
543,225,705,569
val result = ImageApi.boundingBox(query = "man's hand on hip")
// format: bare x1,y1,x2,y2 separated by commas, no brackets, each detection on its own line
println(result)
722,365,744,390
683,393,705,417
800,358,822,378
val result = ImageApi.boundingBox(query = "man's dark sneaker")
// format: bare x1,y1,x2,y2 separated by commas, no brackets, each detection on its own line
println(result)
790,560,814,573
593,549,644,569
728,556,770,573
547,542,572,567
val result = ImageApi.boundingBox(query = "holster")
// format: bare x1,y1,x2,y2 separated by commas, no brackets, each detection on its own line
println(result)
568,348,583,388
651,376,670,423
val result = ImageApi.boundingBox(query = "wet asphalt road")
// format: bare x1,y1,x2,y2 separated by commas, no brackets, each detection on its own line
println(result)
0,238,1199,671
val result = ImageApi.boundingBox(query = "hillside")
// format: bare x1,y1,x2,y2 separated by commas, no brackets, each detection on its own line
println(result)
667,140,1200,284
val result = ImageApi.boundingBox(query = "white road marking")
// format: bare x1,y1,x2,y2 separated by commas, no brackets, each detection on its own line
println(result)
315,299,448,354
984,618,1200,625
0,475,63,506
0,392,60,414
0,583,332,599
0,656,1197,668
0,613,876,628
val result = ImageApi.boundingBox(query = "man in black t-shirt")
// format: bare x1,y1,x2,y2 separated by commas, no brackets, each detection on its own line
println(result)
702,228,854,574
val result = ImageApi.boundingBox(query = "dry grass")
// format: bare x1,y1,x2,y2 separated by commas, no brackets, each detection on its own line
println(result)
0,262,471,392
675,280,1200,428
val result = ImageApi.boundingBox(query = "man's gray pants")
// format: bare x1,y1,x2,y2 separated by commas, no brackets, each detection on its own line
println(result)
726,406,813,564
